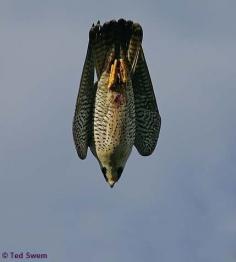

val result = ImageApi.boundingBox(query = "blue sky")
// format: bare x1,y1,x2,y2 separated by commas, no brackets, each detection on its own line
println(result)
0,0,236,261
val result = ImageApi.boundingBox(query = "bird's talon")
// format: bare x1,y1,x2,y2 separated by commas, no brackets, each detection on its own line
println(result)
108,59,127,89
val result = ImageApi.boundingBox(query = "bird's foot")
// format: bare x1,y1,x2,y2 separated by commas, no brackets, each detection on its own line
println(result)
108,59,128,90
119,59,128,83
108,59,118,89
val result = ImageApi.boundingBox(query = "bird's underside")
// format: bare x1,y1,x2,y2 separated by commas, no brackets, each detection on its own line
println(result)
73,19,161,187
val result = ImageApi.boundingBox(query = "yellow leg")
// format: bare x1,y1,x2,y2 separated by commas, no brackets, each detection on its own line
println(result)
108,59,118,89
119,59,127,83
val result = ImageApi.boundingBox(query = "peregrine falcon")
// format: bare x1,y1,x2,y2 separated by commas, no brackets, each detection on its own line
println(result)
73,19,161,188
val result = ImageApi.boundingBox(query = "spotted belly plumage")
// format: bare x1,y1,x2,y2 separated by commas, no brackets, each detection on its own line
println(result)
73,19,161,188
92,70,135,186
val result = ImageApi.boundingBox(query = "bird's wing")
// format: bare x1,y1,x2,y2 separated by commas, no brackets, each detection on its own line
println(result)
73,42,95,159
128,23,143,75
132,47,161,156
89,23,107,79
89,21,114,79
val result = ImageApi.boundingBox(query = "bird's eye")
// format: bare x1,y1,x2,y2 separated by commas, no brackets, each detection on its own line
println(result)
117,167,123,179
101,167,108,181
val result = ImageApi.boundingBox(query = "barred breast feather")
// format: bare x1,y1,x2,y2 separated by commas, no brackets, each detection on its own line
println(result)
93,71,135,162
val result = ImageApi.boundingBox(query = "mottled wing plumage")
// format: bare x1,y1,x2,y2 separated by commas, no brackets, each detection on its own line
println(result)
89,22,108,79
73,42,95,159
132,47,161,156
90,21,116,79
128,23,143,74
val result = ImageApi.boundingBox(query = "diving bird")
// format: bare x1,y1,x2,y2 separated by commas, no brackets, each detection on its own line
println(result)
73,19,161,188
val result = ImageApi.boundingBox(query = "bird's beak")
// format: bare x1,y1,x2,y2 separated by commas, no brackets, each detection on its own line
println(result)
108,180,115,188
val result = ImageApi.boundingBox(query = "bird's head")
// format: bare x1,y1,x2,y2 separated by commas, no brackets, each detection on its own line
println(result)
101,165,124,188
98,151,129,188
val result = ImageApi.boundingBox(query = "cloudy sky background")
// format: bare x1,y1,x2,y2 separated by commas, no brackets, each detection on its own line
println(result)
0,0,236,261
